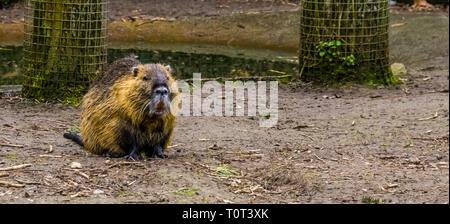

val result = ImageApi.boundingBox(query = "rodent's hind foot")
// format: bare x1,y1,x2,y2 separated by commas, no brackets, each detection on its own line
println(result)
151,146,168,159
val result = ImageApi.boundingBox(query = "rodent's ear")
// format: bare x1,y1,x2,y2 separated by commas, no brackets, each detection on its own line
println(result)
165,65,173,74
132,66,139,77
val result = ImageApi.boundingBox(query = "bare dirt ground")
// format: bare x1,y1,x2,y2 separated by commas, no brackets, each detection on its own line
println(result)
1,0,447,24
0,66,448,204
0,0,449,204
0,0,299,23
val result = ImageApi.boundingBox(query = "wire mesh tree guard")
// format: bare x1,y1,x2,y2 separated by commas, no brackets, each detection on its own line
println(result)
299,0,393,84
23,0,108,101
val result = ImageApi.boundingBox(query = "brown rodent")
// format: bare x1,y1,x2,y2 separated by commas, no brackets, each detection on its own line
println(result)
64,57,179,160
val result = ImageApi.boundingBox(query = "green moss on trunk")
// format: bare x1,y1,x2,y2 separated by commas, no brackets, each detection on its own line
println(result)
22,0,107,101
299,0,394,85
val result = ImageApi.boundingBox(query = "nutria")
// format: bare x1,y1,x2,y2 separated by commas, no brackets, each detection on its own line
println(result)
64,57,179,160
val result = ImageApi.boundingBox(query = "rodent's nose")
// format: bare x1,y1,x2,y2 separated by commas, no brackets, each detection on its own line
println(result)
156,88,168,95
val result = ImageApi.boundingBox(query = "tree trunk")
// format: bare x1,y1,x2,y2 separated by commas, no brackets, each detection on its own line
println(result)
23,0,107,101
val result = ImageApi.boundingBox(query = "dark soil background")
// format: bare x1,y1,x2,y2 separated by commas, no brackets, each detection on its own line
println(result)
1,0,448,24
0,0,299,23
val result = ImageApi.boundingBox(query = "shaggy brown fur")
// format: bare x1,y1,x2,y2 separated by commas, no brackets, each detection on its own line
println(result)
67,57,179,158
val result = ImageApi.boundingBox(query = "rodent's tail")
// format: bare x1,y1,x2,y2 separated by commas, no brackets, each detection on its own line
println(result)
63,133,84,147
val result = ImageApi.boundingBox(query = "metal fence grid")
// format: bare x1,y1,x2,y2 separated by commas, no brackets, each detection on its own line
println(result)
22,0,108,100
299,0,390,82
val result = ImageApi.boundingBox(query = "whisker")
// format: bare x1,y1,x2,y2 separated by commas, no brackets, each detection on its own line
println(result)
142,101,151,114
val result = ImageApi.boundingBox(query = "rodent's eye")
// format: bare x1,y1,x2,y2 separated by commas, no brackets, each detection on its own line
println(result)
132,67,139,77
143,76,148,81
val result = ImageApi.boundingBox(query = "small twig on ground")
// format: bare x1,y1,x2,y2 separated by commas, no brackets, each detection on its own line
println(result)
385,184,399,189
0,143,24,148
0,164,32,171
74,170,90,180
0,172,8,177
70,191,88,198
39,155,62,158
167,144,181,149
127,180,137,186
0,180,25,188
0,136,10,142
378,155,397,160
313,154,326,163
391,23,405,27
47,145,53,153
418,112,439,121
425,89,449,94
411,137,440,141
0,137,24,148
135,17,174,27
14,178,40,185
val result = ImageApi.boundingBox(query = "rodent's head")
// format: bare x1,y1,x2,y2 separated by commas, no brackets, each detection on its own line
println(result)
132,64,178,118
112,63,179,124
